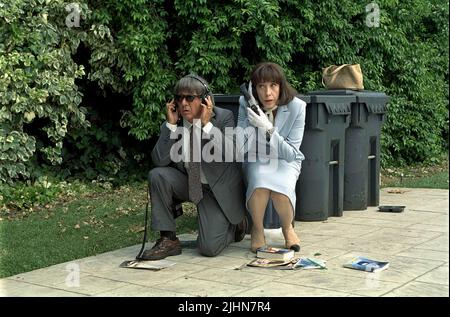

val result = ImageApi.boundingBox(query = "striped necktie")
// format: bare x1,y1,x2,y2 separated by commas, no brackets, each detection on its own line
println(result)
186,126,203,204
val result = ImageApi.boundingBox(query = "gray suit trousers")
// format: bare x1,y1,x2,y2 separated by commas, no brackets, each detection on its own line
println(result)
148,167,235,257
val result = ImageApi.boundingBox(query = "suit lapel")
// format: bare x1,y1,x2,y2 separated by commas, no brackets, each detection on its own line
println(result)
174,120,186,172
274,105,290,132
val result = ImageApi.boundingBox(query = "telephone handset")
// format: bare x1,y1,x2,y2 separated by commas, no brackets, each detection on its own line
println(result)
240,81,260,115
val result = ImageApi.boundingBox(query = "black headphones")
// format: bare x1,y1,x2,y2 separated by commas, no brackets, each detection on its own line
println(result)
186,74,211,102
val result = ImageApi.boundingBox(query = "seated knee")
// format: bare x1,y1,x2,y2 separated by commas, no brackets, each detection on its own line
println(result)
250,188,270,202
148,167,165,185
198,242,222,257
254,188,270,195
270,191,289,202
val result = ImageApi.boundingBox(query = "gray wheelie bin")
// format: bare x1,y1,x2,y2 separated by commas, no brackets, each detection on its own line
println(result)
213,94,240,123
295,94,354,221
308,90,389,210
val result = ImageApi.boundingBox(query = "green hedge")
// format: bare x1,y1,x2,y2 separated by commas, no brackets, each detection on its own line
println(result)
0,0,448,183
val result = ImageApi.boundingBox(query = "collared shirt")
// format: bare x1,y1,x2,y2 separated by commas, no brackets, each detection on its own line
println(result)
264,105,278,125
166,119,213,184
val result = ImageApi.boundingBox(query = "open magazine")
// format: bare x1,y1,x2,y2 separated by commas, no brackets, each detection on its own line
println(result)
246,257,327,270
247,258,294,268
119,259,176,270
293,257,327,269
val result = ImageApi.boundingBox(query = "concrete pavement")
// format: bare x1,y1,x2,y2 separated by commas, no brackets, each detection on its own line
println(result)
1,187,448,297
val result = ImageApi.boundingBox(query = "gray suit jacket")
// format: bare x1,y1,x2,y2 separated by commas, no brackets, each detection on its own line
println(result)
151,107,246,225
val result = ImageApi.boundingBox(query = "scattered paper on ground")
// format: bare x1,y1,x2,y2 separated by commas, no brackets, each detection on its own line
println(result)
119,259,176,270
387,189,407,194
293,257,327,269
128,225,145,233
246,257,295,268
242,257,327,270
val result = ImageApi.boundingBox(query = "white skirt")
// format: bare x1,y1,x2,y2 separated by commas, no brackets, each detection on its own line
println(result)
243,159,301,213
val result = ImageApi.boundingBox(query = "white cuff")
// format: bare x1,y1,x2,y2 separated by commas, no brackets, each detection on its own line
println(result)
202,122,213,134
165,122,177,132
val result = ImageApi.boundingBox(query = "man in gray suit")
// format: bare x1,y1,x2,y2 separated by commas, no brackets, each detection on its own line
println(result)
142,75,248,260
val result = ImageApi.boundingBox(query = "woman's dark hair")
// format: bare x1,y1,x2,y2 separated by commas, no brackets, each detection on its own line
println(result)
250,62,297,106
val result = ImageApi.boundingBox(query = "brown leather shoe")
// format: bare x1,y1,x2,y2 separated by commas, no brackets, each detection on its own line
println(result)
141,236,182,260
234,216,248,242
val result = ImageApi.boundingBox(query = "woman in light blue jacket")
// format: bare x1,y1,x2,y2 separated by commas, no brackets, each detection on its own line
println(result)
237,62,306,253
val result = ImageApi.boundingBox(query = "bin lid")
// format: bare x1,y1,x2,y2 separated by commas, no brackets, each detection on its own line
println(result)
307,94,354,116
215,94,312,105
296,94,311,104
308,90,390,114
308,89,360,95
213,94,241,103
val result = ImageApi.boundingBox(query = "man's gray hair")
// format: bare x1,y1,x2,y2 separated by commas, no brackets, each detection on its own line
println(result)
174,75,214,106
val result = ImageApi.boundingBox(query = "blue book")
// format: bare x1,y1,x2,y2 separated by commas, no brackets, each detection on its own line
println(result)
343,256,389,272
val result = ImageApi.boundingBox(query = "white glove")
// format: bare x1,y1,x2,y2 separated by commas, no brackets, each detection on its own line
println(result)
247,106,273,132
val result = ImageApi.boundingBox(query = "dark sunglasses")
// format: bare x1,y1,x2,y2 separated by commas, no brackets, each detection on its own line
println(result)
174,94,201,102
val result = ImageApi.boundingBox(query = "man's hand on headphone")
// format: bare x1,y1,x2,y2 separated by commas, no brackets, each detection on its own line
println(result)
200,95,213,126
